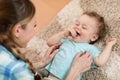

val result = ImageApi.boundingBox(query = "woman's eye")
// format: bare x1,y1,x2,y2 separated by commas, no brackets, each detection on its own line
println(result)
34,24,37,27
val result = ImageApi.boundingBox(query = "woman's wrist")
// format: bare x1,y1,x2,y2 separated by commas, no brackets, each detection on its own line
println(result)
33,61,44,69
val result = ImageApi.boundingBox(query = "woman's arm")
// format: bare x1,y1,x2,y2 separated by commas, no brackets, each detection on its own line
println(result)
66,52,92,80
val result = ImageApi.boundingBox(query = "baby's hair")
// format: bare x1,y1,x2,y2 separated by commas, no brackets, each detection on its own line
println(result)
0,0,41,79
83,11,108,44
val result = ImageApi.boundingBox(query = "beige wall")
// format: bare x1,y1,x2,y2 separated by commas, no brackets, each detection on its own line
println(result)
31,0,71,33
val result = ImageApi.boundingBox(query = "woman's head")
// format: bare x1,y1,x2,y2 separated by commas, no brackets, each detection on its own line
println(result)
73,11,108,44
0,0,36,47
0,0,40,79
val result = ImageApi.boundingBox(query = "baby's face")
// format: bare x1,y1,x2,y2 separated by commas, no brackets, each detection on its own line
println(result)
72,14,99,43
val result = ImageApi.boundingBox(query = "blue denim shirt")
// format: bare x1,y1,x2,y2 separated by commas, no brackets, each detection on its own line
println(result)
0,45,34,80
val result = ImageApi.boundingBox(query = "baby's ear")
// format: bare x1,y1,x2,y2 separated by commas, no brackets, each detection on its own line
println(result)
91,34,99,42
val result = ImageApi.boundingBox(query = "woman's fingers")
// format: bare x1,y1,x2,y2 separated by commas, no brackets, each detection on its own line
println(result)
83,52,92,67
47,43,60,55
46,43,61,59
50,49,59,58
79,51,92,66
42,44,60,67
75,52,83,58
72,51,92,73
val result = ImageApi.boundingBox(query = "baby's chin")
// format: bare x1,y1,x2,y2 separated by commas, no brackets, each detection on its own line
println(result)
73,39,89,43
72,39,83,43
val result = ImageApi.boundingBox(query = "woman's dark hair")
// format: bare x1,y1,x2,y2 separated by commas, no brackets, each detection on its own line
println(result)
83,11,108,44
0,0,41,79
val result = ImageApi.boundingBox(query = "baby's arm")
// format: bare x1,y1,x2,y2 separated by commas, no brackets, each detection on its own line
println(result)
47,28,77,46
47,30,68,46
94,38,117,66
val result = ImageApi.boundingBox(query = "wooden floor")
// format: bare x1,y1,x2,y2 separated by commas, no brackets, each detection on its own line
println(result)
31,0,71,33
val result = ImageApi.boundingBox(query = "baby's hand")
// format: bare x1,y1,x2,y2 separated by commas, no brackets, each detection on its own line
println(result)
106,38,117,46
68,28,77,38
66,28,78,38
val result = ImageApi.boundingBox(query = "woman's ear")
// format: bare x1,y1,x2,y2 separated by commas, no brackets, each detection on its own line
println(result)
90,34,98,42
12,24,22,38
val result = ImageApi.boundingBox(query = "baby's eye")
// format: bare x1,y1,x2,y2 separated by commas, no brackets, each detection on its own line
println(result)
82,25,87,29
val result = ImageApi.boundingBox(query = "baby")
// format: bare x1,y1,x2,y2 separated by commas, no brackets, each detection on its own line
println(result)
45,12,116,80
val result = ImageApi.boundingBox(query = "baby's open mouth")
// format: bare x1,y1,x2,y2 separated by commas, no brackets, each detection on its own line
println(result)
76,31,80,37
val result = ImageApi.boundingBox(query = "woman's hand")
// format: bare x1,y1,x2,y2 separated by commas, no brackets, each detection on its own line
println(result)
72,52,92,73
38,43,61,68
66,52,92,80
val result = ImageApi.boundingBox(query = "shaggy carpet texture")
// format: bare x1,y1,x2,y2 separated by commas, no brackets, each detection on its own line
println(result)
25,0,120,80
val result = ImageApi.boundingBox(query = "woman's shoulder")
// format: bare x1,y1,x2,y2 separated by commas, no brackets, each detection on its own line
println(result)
0,45,16,60
0,45,27,70
0,57,34,80
0,45,33,79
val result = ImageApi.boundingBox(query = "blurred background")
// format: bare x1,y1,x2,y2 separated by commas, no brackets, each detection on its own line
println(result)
31,0,71,33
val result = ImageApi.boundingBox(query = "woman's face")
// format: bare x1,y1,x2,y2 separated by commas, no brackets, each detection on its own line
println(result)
16,17,37,47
